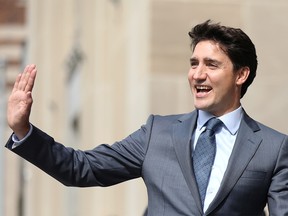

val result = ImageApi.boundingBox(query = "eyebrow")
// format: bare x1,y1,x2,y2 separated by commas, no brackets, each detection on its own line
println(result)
190,57,197,64
204,58,222,65
190,57,222,65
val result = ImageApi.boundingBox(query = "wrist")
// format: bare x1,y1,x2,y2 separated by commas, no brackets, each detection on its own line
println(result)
13,124,30,140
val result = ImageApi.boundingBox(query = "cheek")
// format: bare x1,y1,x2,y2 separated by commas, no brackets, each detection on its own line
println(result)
215,79,236,99
187,69,194,82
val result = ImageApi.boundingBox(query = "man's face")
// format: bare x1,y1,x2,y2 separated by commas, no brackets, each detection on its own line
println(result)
188,40,245,116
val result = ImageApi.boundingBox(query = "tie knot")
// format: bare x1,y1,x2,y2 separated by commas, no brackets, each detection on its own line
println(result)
205,118,222,133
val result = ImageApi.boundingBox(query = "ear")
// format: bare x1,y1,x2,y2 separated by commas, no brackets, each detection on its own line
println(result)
236,67,250,85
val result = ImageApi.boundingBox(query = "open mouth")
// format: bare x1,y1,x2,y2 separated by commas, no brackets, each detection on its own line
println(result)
195,85,212,93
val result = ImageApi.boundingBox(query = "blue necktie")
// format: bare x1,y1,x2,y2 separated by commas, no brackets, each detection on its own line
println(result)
193,118,222,206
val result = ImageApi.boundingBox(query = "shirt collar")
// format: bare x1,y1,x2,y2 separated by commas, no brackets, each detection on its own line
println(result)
197,106,243,135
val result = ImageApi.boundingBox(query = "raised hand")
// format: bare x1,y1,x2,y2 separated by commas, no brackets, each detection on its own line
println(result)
7,64,37,139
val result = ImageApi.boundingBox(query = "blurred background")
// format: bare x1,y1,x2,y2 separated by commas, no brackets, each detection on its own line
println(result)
1,0,288,215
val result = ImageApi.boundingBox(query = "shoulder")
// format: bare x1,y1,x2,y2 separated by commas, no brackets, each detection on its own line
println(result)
256,121,287,140
147,111,196,125
243,112,287,140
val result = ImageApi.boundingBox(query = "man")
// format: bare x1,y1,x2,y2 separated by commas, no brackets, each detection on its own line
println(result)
5,20,288,215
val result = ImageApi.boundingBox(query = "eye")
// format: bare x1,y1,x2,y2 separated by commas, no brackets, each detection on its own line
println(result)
190,59,198,68
207,63,217,68
206,61,219,69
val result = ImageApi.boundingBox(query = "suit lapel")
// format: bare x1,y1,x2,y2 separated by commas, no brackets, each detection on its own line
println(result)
172,111,203,214
206,113,262,214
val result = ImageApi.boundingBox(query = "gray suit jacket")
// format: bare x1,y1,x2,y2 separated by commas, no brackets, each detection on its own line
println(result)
6,110,288,215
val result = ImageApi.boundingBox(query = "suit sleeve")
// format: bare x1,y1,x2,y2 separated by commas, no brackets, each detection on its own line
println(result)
5,115,154,187
267,135,288,214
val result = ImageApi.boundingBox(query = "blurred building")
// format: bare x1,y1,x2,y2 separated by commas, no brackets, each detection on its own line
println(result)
2,0,288,216
0,1,26,216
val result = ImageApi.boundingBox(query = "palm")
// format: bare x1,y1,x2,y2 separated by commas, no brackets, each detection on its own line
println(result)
7,64,37,138
8,89,32,127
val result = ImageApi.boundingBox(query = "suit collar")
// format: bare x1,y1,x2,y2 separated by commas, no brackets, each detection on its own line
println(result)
172,110,204,214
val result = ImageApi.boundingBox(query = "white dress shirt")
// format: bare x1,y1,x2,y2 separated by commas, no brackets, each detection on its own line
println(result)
192,106,243,212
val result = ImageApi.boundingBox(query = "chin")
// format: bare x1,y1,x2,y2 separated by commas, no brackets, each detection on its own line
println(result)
194,101,210,110
194,104,217,115
194,105,210,112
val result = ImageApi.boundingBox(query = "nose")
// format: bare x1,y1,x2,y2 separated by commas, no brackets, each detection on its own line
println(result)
190,65,207,80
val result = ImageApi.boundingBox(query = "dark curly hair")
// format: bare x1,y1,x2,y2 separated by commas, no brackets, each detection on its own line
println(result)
188,20,258,98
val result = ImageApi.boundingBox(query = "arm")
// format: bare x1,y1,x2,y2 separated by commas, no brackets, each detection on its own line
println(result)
6,64,151,187
6,116,153,187
267,135,288,215
7,64,37,139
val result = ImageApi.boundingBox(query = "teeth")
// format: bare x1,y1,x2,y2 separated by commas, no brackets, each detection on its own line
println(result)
196,85,211,90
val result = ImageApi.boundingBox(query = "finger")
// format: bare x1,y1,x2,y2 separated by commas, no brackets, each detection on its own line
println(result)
24,67,37,92
18,65,30,90
18,64,36,91
12,73,22,93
